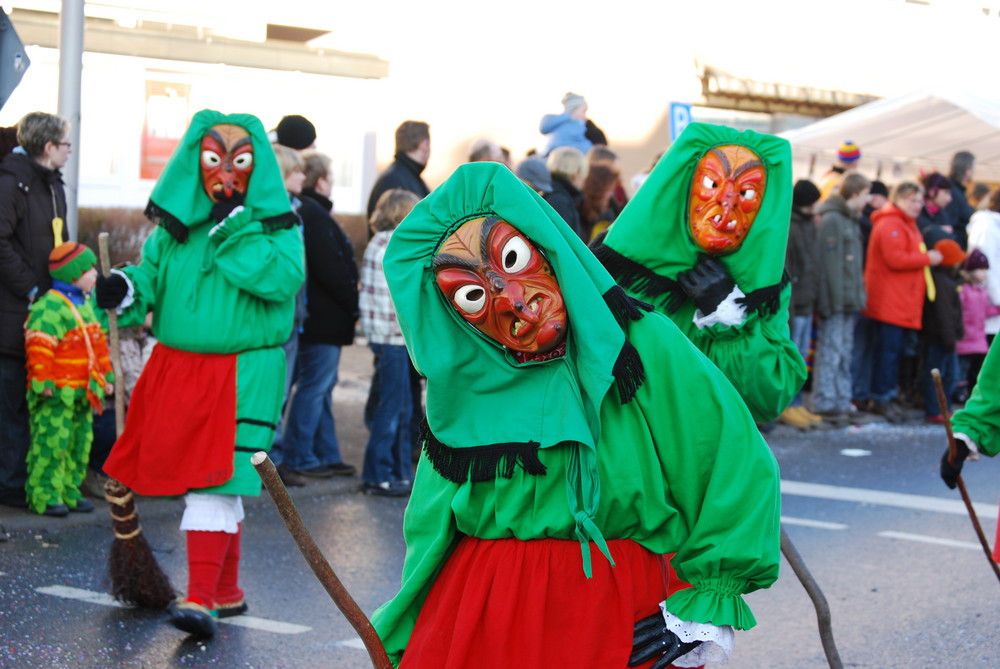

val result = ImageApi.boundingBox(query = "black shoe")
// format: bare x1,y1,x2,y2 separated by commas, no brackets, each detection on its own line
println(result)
69,499,95,513
293,465,337,478
43,504,69,517
276,465,307,487
215,599,248,619
362,481,408,497
168,599,217,638
328,462,357,477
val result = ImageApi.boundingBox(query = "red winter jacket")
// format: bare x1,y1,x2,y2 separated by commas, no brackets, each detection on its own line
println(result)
862,203,932,329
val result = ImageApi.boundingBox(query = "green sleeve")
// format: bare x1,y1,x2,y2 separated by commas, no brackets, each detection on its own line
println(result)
117,227,167,328
678,284,806,422
952,346,1000,457
214,220,306,303
629,316,782,629
372,453,460,667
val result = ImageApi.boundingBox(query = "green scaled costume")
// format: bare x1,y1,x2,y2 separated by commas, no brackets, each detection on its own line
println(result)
102,109,304,496
25,289,113,513
593,123,806,422
371,163,781,665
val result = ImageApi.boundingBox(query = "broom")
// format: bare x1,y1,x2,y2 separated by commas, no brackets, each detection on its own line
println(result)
98,232,176,609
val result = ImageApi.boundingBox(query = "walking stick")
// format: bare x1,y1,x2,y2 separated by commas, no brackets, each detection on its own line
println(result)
252,451,392,669
780,527,842,669
98,232,176,609
931,368,1000,585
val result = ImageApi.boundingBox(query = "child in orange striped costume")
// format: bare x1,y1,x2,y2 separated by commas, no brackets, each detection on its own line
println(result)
24,242,114,516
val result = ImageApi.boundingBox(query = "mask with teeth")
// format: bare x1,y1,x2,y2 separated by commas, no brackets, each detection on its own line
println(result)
688,144,766,254
200,124,254,202
433,216,568,354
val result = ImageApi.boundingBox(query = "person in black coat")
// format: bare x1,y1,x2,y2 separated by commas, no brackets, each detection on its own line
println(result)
943,150,976,250
544,145,587,241
366,120,431,217
0,112,71,508
282,152,360,478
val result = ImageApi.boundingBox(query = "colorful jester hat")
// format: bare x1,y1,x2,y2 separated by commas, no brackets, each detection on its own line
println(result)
599,122,793,312
144,109,297,242
383,162,647,472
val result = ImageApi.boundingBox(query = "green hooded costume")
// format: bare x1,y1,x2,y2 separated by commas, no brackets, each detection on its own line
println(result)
952,344,1000,455
371,163,780,666
102,109,305,496
594,123,806,422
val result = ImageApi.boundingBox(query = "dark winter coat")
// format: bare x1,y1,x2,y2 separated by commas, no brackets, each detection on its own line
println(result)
785,207,821,317
941,182,974,250
0,152,68,358
298,189,359,346
922,267,964,349
544,173,586,241
366,152,430,217
817,194,866,318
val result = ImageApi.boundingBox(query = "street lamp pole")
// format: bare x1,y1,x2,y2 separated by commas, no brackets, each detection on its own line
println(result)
57,0,83,240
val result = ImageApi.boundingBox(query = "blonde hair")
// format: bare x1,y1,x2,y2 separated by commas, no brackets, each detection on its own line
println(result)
370,188,420,233
547,146,588,181
272,144,304,180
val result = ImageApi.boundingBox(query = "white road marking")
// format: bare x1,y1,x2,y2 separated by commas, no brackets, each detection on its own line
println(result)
780,516,848,530
839,448,871,457
781,480,997,518
878,531,984,551
338,637,366,650
36,585,311,634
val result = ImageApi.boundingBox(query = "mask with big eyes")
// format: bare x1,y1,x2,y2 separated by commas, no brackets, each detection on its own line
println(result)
433,217,568,354
200,124,254,202
688,144,766,254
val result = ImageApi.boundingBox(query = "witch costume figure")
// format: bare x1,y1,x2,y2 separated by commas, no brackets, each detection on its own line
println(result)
370,163,781,668
592,122,806,424
96,110,305,637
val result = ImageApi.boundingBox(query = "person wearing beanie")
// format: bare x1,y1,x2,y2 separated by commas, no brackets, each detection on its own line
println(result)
920,222,966,422
813,172,871,420
0,111,71,509
539,91,593,158
24,242,114,516
780,179,823,427
955,249,1000,402
819,140,862,201
274,114,316,151
917,172,955,237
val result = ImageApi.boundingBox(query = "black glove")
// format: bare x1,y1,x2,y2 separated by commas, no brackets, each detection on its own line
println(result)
94,272,128,310
629,611,703,669
209,191,245,223
940,438,971,490
677,255,736,316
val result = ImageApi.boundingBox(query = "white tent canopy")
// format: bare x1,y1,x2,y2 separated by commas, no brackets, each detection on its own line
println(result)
779,88,1000,185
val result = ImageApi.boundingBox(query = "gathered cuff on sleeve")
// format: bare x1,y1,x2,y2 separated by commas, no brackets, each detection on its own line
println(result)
665,576,757,630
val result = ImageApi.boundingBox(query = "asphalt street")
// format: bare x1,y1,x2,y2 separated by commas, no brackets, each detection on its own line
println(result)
1,342,998,668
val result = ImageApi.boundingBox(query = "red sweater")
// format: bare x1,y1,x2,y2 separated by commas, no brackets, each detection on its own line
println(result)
862,203,932,329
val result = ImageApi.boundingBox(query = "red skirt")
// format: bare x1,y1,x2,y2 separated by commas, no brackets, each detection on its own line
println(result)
400,537,669,669
103,344,237,496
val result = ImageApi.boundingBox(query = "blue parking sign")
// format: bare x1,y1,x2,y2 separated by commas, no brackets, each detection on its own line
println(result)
669,102,691,142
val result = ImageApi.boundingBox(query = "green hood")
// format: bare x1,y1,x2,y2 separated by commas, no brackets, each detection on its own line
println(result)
601,122,792,300
384,162,646,462
145,109,296,242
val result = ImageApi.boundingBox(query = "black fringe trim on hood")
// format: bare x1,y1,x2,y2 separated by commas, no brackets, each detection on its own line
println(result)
613,340,645,405
143,203,298,242
420,418,547,483
145,201,189,243
602,285,653,329
594,241,789,319
592,242,686,313
737,272,790,317
261,212,299,234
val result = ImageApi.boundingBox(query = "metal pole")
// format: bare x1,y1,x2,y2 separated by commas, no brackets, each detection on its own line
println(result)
57,0,84,240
